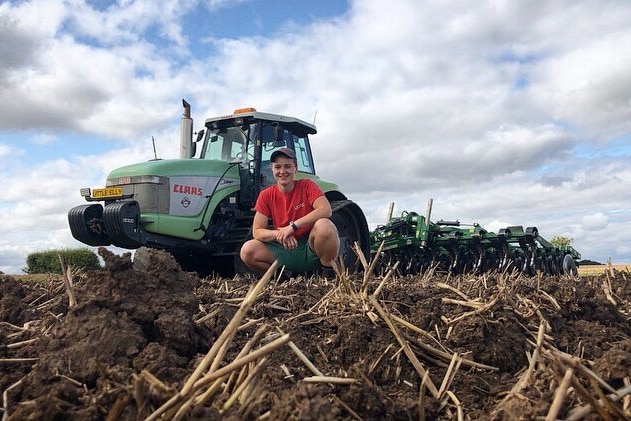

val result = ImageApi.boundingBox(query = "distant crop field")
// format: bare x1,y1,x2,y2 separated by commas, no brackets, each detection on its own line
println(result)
578,264,631,276
7,273,61,283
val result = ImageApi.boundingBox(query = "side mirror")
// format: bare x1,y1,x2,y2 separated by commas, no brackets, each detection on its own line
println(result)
195,129,205,143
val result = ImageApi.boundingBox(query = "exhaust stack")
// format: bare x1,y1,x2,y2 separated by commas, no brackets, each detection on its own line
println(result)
180,99,193,158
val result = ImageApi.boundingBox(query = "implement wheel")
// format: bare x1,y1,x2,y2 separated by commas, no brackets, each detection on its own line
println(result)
562,254,578,277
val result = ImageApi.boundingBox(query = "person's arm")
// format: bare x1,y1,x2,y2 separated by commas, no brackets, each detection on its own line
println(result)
293,195,331,229
252,211,279,243
254,211,301,250
274,195,332,249
275,195,331,239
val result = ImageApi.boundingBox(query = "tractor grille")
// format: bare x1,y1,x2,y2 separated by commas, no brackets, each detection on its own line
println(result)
106,175,170,213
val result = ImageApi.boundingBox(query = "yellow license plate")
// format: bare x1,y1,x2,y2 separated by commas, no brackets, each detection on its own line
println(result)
92,187,123,199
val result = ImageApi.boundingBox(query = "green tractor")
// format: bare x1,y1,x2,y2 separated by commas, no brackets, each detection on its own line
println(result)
68,101,370,276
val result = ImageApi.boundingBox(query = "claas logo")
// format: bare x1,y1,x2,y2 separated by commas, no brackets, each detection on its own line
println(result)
172,184,203,196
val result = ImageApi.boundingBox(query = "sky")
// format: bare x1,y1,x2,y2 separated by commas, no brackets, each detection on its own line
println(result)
1,0,631,274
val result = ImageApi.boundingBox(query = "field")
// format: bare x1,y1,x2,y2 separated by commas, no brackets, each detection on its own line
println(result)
1,248,630,420
578,264,631,277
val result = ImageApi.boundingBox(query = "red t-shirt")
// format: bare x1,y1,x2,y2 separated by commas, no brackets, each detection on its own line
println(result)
255,179,324,239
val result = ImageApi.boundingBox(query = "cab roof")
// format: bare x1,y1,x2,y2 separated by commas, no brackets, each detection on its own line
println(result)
204,108,317,135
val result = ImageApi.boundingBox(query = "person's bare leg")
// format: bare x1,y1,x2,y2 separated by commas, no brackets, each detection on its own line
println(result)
240,239,276,273
309,219,339,267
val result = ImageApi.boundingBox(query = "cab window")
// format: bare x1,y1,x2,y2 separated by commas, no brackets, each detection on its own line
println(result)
260,126,315,174
293,135,314,174
203,125,252,162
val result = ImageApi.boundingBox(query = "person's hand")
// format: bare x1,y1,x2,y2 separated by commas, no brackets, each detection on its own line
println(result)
282,235,298,250
276,226,298,250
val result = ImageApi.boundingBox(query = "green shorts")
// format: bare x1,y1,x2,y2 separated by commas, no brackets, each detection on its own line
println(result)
266,237,320,273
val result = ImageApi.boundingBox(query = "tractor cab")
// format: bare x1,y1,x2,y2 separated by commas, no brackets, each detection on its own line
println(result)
198,108,318,206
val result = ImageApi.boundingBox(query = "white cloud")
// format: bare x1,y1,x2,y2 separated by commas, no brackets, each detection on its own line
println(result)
62,0,198,46
0,143,24,158
581,213,609,230
205,0,251,12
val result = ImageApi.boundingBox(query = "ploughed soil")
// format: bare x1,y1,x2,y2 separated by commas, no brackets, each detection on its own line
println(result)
1,247,630,420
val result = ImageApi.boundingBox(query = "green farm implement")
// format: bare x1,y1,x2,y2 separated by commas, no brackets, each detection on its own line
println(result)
370,200,581,276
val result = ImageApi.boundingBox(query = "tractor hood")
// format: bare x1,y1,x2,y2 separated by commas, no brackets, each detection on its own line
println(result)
106,158,240,180
102,158,241,220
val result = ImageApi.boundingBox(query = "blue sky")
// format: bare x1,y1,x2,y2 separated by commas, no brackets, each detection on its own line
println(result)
1,0,631,273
